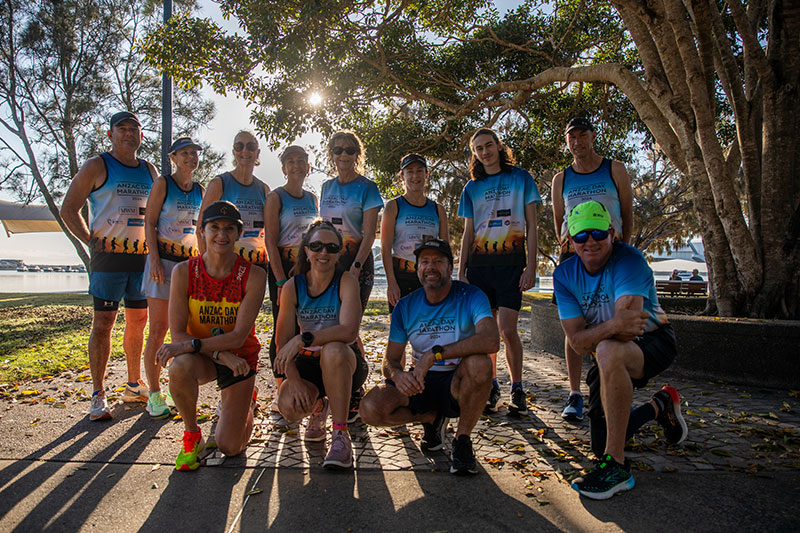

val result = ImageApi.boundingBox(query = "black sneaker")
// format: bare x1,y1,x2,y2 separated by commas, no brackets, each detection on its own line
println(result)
421,412,449,452
347,386,363,423
450,434,478,475
508,387,528,416
652,386,688,445
571,454,635,500
561,393,584,421
484,384,501,413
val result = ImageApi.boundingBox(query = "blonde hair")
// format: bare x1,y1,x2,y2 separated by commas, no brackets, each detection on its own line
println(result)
232,130,260,167
327,130,365,175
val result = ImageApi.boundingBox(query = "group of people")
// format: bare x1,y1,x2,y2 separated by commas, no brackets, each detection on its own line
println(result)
60,111,687,500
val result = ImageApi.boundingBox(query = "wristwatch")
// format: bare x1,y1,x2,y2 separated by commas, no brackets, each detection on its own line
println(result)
432,344,444,362
301,331,315,347
191,338,202,353
353,261,362,269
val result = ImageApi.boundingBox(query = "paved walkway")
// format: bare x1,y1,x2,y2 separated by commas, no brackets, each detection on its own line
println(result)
1,313,799,530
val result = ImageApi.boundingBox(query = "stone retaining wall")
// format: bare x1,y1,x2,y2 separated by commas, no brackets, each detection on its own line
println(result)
529,301,800,389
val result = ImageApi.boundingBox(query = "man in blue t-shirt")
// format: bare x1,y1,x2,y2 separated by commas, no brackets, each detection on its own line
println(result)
553,201,688,500
360,239,499,475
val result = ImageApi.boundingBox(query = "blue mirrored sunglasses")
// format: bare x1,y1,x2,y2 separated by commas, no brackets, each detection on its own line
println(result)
572,229,610,244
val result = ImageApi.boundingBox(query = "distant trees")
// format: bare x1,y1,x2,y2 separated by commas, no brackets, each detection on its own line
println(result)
0,0,222,268
145,1,800,318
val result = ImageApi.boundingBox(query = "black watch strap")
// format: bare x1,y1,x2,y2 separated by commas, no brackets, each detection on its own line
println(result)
301,331,315,347
353,261,362,269
191,338,202,353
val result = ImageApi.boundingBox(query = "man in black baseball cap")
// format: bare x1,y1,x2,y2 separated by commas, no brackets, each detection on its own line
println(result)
109,111,141,128
564,116,594,135
360,236,499,475
202,200,243,230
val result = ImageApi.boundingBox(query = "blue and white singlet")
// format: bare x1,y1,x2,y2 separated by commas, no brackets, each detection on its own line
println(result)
561,158,622,237
275,187,318,266
219,172,268,267
156,175,203,262
391,196,440,273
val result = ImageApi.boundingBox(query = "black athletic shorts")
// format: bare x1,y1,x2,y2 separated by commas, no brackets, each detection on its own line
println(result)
215,363,257,390
387,369,461,418
294,344,368,399
586,324,677,421
466,264,523,311
389,262,422,313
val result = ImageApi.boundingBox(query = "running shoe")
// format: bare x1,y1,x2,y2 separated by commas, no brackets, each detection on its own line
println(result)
323,430,353,469
89,391,112,421
122,380,149,403
571,454,634,500
652,386,688,445
484,384,501,413
347,387,363,423
562,393,584,421
450,434,478,475
421,412,450,452
146,391,171,419
175,430,205,471
305,398,329,442
508,387,528,416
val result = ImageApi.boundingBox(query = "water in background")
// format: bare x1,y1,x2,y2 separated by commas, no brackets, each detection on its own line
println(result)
0,271,89,293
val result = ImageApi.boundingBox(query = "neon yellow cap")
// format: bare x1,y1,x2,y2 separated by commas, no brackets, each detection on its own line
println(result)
568,201,611,236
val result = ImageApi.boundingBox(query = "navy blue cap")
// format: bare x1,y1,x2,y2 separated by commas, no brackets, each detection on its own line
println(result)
110,111,141,128
565,117,594,134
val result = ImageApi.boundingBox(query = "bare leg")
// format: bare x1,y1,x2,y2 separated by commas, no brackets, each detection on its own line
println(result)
123,306,148,384
320,342,357,425
142,298,169,392
497,307,522,382
451,355,493,437
89,310,117,393
565,338,583,392
277,377,320,422
216,374,256,456
360,385,434,427
169,354,216,433
595,339,645,463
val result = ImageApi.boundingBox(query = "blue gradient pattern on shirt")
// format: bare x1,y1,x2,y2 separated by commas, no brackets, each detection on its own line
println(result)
295,272,342,335
156,175,203,261
319,175,383,259
561,158,622,236
276,187,318,263
392,196,440,272
457,166,541,266
219,172,268,265
389,281,493,371
553,242,666,332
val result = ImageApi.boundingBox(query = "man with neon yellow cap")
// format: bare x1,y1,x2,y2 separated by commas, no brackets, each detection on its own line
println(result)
553,200,688,500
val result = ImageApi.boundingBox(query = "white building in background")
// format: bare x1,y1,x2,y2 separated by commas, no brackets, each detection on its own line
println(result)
650,239,705,263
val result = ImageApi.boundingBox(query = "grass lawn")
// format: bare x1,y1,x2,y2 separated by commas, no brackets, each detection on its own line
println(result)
0,293,392,384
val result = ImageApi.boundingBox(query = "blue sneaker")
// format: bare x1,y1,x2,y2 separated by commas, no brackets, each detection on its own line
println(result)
571,454,634,500
562,393,584,421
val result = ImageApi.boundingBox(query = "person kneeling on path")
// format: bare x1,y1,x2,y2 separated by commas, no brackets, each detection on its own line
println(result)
553,201,688,499
156,201,266,471
360,238,499,475
273,220,367,470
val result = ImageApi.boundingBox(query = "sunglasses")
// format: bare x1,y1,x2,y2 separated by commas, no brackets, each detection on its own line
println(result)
332,146,358,155
572,229,610,244
233,141,259,152
307,241,341,253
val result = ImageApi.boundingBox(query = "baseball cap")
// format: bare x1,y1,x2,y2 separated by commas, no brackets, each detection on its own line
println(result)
168,137,202,154
109,111,141,128
280,145,309,163
202,201,243,228
413,238,453,265
400,153,427,170
568,201,611,236
564,117,594,135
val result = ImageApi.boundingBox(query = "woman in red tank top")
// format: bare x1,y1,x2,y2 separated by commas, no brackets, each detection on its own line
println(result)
155,201,267,471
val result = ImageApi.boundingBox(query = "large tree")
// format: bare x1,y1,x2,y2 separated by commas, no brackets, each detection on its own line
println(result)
145,0,799,317
0,0,222,268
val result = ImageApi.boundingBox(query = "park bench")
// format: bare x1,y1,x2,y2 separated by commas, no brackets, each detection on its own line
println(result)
656,280,683,295
683,281,708,296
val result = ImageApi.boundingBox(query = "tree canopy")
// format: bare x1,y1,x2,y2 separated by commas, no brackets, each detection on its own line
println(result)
145,0,800,318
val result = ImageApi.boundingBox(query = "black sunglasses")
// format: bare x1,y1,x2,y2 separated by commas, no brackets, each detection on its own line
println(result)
331,146,358,155
307,241,341,253
233,141,259,152
572,229,610,244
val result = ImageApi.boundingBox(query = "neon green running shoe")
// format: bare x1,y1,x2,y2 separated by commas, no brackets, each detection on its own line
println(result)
175,431,205,471
147,391,171,419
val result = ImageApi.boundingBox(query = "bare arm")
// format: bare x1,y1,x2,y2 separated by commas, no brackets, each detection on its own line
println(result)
380,199,400,305
551,171,566,242
264,191,285,281
381,340,424,396
415,315,500,376
519,202,538,290
196,176,223,254
436,202,450,241
458,217,474,281
60,156,106,246
611,161,634,244
304,272,361,346
144,177,167,281
559,295,648,355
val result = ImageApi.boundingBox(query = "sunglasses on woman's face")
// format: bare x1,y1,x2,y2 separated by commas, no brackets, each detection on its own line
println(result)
307,241,341,253
233,141,259,152
332,146,358,155
572,229,610,244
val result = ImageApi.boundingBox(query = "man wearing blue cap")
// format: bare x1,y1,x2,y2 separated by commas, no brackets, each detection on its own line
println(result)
61,111,157,421
553,200,687,500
